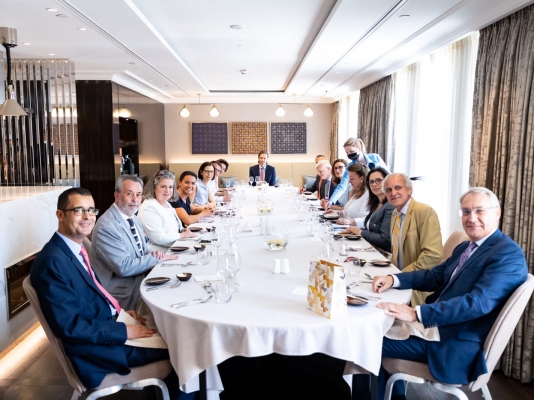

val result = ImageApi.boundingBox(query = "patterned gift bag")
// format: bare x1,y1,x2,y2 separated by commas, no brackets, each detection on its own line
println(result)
307,260,347,319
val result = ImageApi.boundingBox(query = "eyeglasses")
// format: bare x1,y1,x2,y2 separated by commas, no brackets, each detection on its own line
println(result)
369,178,383,186
203,169,215,174
459,206,497,217
61,207,99,216
334,166,345,170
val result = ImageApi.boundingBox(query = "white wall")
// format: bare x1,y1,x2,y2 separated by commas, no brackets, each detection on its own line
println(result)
164,103,334,164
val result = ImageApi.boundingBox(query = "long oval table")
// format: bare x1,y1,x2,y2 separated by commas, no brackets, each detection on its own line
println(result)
141,186,411,398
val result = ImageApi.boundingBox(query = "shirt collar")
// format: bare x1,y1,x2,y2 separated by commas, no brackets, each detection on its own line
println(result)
113,203,132,221
399,198,411,215
474,228,498,247
56,231,83,257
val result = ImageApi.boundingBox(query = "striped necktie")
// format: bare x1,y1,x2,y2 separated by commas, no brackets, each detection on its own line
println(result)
437,242,478,301
391,211,402,264
127,218,143,255
80,247,121,313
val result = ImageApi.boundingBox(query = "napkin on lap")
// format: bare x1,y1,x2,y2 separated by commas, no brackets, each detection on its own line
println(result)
385,319,440,341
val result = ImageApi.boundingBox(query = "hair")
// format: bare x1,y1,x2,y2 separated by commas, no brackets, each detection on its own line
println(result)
217,158,229,171
382,173,412,193
179,171,198,182
343,137,367,154
315,154,326,160
459,187,500,207
366,167,389,213
143,170,178,201
332,159,348,185
198,161,214,181
115,175,143,192
347,163,369,199
211,161,222,180
258,150,269,158
315,159,331,170
57,187,92,210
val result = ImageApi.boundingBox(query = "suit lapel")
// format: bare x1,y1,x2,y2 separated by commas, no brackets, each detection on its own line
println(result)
110,205,139,253
400,199,415,248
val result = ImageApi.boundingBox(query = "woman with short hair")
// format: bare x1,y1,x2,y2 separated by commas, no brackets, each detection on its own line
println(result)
170,171,215,225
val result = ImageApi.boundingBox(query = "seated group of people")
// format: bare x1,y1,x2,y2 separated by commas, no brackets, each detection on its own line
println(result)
29,136,528,400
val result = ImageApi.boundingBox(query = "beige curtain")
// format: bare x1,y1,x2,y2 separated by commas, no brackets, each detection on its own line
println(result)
470,4,534,382
329,101,340,165
357,75,394,164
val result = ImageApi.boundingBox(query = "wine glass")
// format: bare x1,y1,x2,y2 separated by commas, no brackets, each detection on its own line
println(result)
211,229,223,257
255,176,260,185
227,246,242,291
249,176,254,186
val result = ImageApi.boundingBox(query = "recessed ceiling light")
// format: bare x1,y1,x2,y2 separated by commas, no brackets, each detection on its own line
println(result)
78,28,86,31
238,44,245,47
56,14,68,18
230,25,245,30
46,8,57,12
129,62,136,65
48,53,55,56
399,14,410,18
23,42,30,45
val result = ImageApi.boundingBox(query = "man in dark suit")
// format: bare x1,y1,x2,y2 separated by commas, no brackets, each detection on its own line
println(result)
30,188,192,399
308,160,337,200
355,187,528,399
249,150,276,186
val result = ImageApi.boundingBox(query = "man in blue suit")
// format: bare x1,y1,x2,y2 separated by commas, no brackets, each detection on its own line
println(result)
356,187,528,400
249,150,277,186
30,188,193,399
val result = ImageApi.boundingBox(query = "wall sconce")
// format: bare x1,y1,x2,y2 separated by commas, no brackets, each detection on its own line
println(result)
209,105,220,117
275,104,285,117
303,105,314,117
179,105,190,118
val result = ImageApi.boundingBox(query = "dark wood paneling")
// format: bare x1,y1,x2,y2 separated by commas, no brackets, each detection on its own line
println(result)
77,80,116,212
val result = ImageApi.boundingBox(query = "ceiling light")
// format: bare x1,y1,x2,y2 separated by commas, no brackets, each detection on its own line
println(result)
179,105,190,118
77,28,86,31
48,53,55,56
46,8,57,12
56,14,68,18
129,62,136,65
0,28,28,116
399,14,410,18
209,105,220,117
303,105,314,117
230,25,245,30
275,105,285,117
23,42,30,45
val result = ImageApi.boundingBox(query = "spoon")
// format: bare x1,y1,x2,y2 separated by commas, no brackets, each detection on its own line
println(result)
170,294,213,309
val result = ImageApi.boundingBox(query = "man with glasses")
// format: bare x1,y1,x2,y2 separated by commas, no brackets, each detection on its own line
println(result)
91,175,178,310
354,187,528,400
384,173,443,306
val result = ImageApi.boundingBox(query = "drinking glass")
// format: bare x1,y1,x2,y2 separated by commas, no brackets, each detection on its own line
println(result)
226,226,236,246
347,258,362,281
249,176,254,186
214,279,233,303
255,176,260,185
227,246,242,291
211,229,223,257
197,249,212,265
225,181,230,189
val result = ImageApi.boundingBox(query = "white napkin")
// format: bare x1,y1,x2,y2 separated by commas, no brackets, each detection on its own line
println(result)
385,319,440,342
118,310,168,349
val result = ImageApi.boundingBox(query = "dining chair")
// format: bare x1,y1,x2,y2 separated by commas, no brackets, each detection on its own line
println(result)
22,276,172,400
382,274,534,400
441,231,469,262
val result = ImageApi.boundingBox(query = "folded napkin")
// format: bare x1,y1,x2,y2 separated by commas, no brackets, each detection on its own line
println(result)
385,319,440,342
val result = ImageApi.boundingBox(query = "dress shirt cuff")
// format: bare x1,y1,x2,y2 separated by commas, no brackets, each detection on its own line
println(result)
390,274,400,287
355,218,365,229
414,306,422,324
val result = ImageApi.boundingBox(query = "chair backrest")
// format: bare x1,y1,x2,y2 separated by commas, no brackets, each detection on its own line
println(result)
23,277,87,394
469,273,534,391
441,231,469,262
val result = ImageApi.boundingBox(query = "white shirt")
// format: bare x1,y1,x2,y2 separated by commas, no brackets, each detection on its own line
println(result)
344,189,370,224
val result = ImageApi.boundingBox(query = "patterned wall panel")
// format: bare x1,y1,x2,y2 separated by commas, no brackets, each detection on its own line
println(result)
231,122,268,154
191,123,228,154
270,122,307,154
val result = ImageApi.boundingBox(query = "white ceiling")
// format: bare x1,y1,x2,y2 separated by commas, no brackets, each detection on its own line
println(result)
1,0,532,104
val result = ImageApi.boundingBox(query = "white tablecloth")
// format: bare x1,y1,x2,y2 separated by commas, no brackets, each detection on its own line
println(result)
141,187,411,397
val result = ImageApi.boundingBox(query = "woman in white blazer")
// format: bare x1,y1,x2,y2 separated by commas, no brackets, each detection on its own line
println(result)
138,170,196,252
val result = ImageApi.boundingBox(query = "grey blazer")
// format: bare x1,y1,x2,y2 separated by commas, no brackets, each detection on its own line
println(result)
91,204,159,310
360,201,394,253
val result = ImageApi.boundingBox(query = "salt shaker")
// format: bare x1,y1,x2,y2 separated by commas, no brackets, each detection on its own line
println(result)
273,259,281,274
281,259,290,274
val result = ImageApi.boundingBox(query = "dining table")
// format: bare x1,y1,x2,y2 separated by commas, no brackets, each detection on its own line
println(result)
141,185,411,399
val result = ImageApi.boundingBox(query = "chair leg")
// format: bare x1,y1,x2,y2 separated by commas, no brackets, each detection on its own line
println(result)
70,390,80,400
481,384,492,400
385,373,426,400
84,385,123,400
127,378,170,400
431,382,469,400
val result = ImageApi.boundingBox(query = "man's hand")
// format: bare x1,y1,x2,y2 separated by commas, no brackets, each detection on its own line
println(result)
376,302,417,322
151,250,175,260
126,324,158,339
125,310,147,325
162,254,179,261
341,226,361,234
372,275,394,293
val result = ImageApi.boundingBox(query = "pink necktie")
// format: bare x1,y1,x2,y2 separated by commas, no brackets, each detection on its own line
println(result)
80,247,121,313
260,167,265,182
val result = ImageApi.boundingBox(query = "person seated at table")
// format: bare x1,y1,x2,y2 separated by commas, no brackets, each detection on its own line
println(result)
91,175,178,310
324,137,388,208
170,171,215,226
341,167,394,252
217,158,229,174
249,150,276,186
299,155,328,193
211,160,232,201
315,154,326,163
30,187,194,400
193,162,216,206
354,187,528,400
332,163,370,224
305,160,338,200
332,159,348,205
138,170,196,252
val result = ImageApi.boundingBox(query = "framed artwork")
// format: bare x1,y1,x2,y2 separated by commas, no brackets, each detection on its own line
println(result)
270,122,307,154
231,122,268,154
191,123,228,154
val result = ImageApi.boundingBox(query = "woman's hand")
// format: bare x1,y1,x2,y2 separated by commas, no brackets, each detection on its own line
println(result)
337,218,354,226
340,226,361,234
180,228,197,239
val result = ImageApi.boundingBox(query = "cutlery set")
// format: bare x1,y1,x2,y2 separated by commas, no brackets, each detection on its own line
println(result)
170,294,213,309
146,280,182,291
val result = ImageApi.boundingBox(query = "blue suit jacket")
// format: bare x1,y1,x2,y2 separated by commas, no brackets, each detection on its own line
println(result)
249,164,277,186
31,233,130,388
396,229,527,384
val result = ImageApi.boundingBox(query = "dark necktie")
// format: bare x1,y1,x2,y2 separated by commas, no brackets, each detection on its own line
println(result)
127,218,143,255
438,242,478,301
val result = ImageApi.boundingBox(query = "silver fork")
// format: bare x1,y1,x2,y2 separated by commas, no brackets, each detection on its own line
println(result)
203,279,213,293
170,294,213,308
146,280,182,291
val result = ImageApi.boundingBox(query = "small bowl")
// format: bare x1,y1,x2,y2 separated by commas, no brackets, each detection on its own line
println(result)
193,244,206,252
188,227,203,232
354,259,367,266
346,235,361,241
176,272,192,282
206,226,215,232
333,234,343,240
169,246,189,252
370,260,392,267
144,277,171,286
303,191,312,195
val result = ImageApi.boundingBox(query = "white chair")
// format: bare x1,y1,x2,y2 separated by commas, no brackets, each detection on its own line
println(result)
23,277,172,400
441,231,469,262
383,274,534,400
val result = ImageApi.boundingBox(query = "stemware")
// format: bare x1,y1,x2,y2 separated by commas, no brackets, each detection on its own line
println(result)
255,176,260,185
249,176,254,186
211,229,223,257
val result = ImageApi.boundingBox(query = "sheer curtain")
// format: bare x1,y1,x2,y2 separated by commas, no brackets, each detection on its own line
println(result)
392,33,479,240
338,91,359,157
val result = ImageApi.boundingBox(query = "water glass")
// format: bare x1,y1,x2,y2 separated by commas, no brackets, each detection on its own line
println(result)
197,249,212,265
347,258,362,277
249,176,254,186
215,279,233,303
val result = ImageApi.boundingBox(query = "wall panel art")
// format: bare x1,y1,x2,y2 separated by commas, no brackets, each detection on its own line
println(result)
231,122,268,154
270,122,307,154
191,123,228,154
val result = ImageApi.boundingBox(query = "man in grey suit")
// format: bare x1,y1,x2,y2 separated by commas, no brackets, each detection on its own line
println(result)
91,175,178,310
